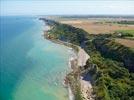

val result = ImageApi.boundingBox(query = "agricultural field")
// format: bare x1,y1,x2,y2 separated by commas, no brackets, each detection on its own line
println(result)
114,30,134,38
115,38,134,48
58,17,134,48
59,18,134,34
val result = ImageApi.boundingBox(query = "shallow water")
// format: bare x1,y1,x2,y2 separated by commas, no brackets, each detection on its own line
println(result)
0,16,72,100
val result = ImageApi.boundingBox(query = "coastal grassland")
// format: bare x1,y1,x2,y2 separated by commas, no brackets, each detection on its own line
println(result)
42,18,134,100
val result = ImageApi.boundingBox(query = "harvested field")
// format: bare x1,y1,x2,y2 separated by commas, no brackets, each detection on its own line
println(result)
60,20,134,34
115,38,134,48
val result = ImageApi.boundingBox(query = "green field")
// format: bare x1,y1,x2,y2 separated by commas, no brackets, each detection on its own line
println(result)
114,30,134,39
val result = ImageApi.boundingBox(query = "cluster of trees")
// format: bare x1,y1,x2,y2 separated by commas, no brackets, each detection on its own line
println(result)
48,23,89,46
117,20,134,25
39,18,59,26
106,20,134,25
84,41,134,100
93,38,134,72
44,19,134,100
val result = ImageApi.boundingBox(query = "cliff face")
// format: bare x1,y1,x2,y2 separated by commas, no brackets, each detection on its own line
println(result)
93,38,134,72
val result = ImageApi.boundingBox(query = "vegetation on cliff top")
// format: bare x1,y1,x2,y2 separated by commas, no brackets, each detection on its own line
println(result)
113,30,134,39
42,18,134,100
84,41,134,100
93,38,134,72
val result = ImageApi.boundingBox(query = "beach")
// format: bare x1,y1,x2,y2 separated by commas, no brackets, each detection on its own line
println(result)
44,24,94,100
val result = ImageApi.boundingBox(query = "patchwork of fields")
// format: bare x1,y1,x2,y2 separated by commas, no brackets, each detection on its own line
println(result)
60,19,134,34
58,18,134,48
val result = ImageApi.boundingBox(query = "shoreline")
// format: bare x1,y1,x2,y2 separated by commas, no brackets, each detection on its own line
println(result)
43,26,94,100
43,26,76,100
39,17,134,100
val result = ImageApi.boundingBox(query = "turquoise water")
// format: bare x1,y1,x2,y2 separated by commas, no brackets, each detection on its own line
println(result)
0,16,71,100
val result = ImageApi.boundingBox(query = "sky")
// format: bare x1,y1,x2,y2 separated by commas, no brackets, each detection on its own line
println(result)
0,0,134,16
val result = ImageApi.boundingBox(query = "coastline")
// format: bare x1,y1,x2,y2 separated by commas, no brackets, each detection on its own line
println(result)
43,24,94,100
43,27,76,100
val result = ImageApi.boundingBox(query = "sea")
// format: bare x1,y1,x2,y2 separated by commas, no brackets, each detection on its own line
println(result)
0,16,72,100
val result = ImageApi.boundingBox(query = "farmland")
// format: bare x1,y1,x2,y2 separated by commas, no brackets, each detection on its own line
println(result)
59,18,134,34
